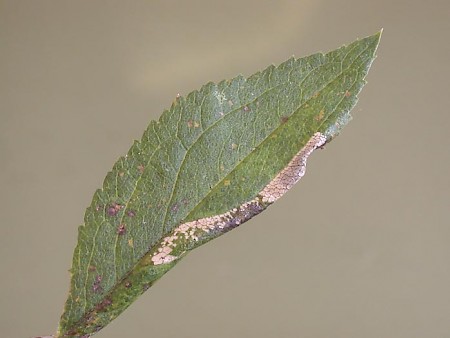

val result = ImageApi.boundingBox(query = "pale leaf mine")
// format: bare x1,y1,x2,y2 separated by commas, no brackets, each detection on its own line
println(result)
151,132,327,265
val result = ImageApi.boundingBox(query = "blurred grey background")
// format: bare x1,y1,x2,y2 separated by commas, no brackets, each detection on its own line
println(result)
1,1,449,337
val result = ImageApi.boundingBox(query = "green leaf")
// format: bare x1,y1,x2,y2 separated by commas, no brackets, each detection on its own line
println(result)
57,31,381,337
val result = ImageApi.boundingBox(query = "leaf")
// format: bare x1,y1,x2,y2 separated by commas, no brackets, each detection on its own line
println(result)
57,32,381,337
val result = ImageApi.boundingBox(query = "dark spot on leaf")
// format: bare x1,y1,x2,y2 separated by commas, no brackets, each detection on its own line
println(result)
280,116,289,124
107,206,117,216
125,281,132,288
93,275,103,293
243,106,250,112
143,283,151,291
66,329,78,336
117,224,126,235
96,297,112,311
107,203,122,216
92,287,102,294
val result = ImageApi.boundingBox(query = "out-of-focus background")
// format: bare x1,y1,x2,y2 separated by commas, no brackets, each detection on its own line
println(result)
1,1,449,337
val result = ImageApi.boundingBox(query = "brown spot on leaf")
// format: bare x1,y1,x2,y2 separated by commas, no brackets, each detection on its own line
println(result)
125,281,132,288
126,209,136,217
280,116,289,124
107,202,123,216
231,143,238,150
187,119,194,128
315,109,325,121
107,203,122,216
107,206,117,216
118,171,125,177
171,203,179,213
95,297,112,311
88,265,96,272
92,275,103,293
243,105,250,112
137,164,145,174
117,224,126,235
344,90,351,97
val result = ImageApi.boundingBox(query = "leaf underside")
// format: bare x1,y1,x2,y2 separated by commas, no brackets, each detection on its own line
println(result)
57,32,381,337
